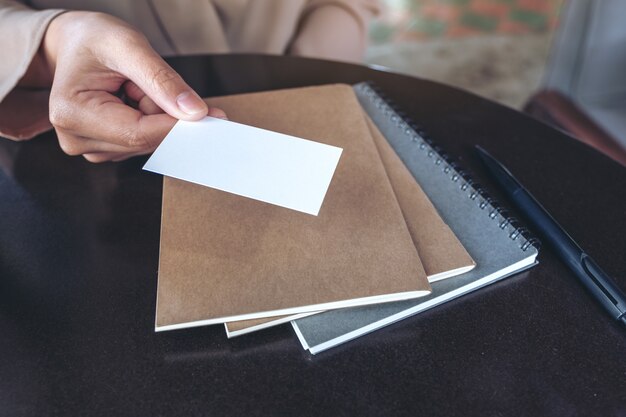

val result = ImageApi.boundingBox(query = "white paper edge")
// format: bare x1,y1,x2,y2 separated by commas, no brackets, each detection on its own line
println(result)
155,289,431,332
292,255,538,354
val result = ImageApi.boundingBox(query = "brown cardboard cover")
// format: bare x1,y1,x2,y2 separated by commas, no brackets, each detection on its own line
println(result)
155,84,431,330
225,114,474,335
367,114,475,280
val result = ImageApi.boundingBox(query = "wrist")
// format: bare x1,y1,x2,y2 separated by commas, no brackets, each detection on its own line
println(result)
41,11,83,82
16,11,73,89
17,11,77,88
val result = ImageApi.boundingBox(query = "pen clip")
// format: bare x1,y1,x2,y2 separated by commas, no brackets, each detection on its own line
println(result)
581,255,626,315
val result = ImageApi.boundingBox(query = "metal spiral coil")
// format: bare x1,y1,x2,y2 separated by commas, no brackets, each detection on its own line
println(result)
359,82,540,253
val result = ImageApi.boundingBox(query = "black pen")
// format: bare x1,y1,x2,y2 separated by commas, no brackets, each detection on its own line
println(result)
475,145,626,327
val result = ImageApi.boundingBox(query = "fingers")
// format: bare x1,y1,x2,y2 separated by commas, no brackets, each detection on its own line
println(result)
123,81,162,115
124,81,227,119
58,129,160,163
56,131,135,155
208,106,228,120
51,90,177,163
117,43,209,121
57,131,157,163
44,11,227,163
83,151,148,163
50,89,176,149
51,86,226,162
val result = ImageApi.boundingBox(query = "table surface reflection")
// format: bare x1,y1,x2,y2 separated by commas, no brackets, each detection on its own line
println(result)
1,54,625,417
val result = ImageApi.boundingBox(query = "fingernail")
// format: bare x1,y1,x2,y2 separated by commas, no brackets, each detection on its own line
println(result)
176,92,206,115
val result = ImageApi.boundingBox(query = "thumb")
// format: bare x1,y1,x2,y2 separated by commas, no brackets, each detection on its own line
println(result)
120,44,208,121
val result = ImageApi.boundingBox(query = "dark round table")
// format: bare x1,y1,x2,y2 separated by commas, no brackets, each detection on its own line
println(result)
1,54,625,417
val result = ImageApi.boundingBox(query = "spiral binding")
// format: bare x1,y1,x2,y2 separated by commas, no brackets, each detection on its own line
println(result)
357,82,540,253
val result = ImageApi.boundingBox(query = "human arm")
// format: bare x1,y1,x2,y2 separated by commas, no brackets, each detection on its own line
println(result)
1,5,225,162
288,0,381,62
0,0,65,140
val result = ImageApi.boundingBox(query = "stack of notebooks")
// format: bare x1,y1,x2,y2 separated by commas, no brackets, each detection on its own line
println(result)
146,83,539,354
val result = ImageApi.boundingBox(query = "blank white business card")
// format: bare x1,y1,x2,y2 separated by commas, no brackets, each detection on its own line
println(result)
143,117,343,215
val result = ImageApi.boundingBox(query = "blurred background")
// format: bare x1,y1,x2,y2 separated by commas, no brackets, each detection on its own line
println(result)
366,0,563,109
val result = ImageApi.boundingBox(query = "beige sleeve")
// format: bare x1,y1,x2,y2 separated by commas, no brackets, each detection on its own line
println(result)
288,0,381,62
0,1,64,140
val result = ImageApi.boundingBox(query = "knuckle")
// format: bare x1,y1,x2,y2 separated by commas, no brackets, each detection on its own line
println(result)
149,66,181,89
48,99,75,131
119,127,149,149
114,23,148,45
86,12,146,45
57,135,83,156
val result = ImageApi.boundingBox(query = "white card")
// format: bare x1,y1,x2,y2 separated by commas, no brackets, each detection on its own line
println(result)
143,117,343,215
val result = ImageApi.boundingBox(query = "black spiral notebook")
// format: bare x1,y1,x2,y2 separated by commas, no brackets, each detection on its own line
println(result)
291,83,540,354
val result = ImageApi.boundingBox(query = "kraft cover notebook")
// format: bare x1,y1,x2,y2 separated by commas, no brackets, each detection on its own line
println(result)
291,83,540,354
153,84,432,331
224,113,476,337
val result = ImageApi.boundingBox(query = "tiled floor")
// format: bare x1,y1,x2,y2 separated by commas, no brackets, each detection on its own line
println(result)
367,0,563,108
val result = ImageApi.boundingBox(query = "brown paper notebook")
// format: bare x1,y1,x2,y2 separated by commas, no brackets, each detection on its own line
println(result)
155,84,432,331
224,113,475,337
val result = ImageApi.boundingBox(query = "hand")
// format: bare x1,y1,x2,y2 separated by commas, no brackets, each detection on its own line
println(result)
41,11,226,162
